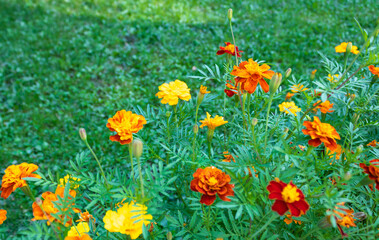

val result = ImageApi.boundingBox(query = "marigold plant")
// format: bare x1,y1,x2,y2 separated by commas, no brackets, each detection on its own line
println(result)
302,116,340,150
155,79,191,105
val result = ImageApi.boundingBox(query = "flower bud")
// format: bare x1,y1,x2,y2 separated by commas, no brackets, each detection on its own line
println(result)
132,139,143,159
166,111,171,118
269,73,282,94
344,171,352,181
284,128,289,134
251,118,258,126
166,232,173,240
306,115,312,121
356,145,363,155
193,125,199,134
79,128,87,141
35,197,43,205
227,9,233,21
285,68,292,78
311,69,317,80
346,42,352,53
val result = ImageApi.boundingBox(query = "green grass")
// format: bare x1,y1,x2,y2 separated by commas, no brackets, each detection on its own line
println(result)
0,0,377,237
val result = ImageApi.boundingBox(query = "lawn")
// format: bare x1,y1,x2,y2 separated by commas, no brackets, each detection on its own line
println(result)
0,0,378,238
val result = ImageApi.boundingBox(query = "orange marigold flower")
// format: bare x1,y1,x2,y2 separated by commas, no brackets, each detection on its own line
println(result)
199,85,210,95
216,42,242,57
298,145,306,151
285,92,294,100
222,151,235,163
77,210,96,223
248,166,258,178
65,235,92,240
199,112,228,130
327,145,343,165
0,163,41,199
291,84,308,93
313,90,322,97
190,166,235,205
302,116,340,151
156,80,191,105
368,65,379,77
335,42,359,54
311,69,317,75
313,100,334,114
367,140,377,147
224,81,238,97
284,214,302,225
106,110,146,145
360,159,379,191
0,209,6,225
330,203,356,238
267,178,310,217
230,59,274,94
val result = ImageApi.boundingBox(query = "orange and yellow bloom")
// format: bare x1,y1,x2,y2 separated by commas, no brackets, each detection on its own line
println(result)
216,42,242,57
190,167,234,205
230,59,274,94
222,151,235,163
106,110,146,145
330,203,356,238
302,116,340,151
65,222,92,240
313,100,334,114
284,214,302,225
156,80,191,105
285,92,294,100
335,42,359,54
368,65,379,77
199,112,228,130
1,163,41,199
278,102,301,116
367,140,377,147
0,210,6,225
291,84,308,93
327,74,339,83
360,159,379,191
267,178,309,217
103,201,152,239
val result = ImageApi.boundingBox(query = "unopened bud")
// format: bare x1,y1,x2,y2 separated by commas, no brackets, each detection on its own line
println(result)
132,139,143,159
193,125,199,134
35,197,42,205
79,128,87,141
344,171,352,181
166,111,171,118
284,128,289,134
269,73,282,94
251,118,258,126
311,69,317,80
349,94,356,101
285,68,292,78
306,115,312,121
227,9,233,21
356,145,363,154
346,42,352,53
166,232,173,240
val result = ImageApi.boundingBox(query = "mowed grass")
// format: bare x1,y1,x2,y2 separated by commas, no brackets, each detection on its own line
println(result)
0,0,377,237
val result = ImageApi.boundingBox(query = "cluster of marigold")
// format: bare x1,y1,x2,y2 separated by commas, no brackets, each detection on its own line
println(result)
1,39,379,240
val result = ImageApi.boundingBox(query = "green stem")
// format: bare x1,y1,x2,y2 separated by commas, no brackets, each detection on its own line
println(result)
128,144,135,182
137,156,144,199
229,19,238,66
263,94,274,152
173,105,178,129
250,214,279,238
85,140,109,187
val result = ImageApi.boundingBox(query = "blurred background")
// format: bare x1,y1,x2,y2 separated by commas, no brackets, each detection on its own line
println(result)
0,0,377,236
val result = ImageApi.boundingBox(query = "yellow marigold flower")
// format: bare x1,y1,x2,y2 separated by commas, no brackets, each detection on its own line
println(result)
285,92,295,100
65,235,92,240
199,112,228,130
290,84,308,93
59,175,81,189
278,102,301,116
1,163,41,199
103,201,152,239
313,100,334,114
199,85,210,94
335,42,359,54
327,74,339,83
106,110,147,145
66,222,90,237
156,80,191,105
0,210,6,225
367,140,377,147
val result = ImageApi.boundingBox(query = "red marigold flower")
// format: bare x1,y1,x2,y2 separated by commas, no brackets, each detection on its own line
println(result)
360,159,379,191
302,116,340,151
190,166,234,206
1,163,41,199
224,81,238,97
230,59,274,94
106,110,147,145
267,178,309,217
368,65,379,77
217,42,242,57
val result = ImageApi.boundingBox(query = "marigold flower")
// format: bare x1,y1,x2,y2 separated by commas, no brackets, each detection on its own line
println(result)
59,175,81,189
311,69,317,75
327,74,339,83
291,84,308,93
284,214,302,225
330,203,356,238
66,222,91,239
106,110,147,145
313,100,334,114
267,178,309,217
198,85,210,105
327,145,343,165
224,82,238,97
222,151,235,163
65,235,92,240
199,85,210,95
199,112,228,130
103,201,152,239
368,65,379,77
285,92,294,100
77,210,95,223
278,101,301,116
248,166,258,178
360,159,379,191
0,209,6,225
335,42,359,54
302,116,340,151
156,80,191,105
298,145,306,151
190,166,235,205
230,59,274,94
367,140,377,147
216,42,242,57
1,163,41,199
